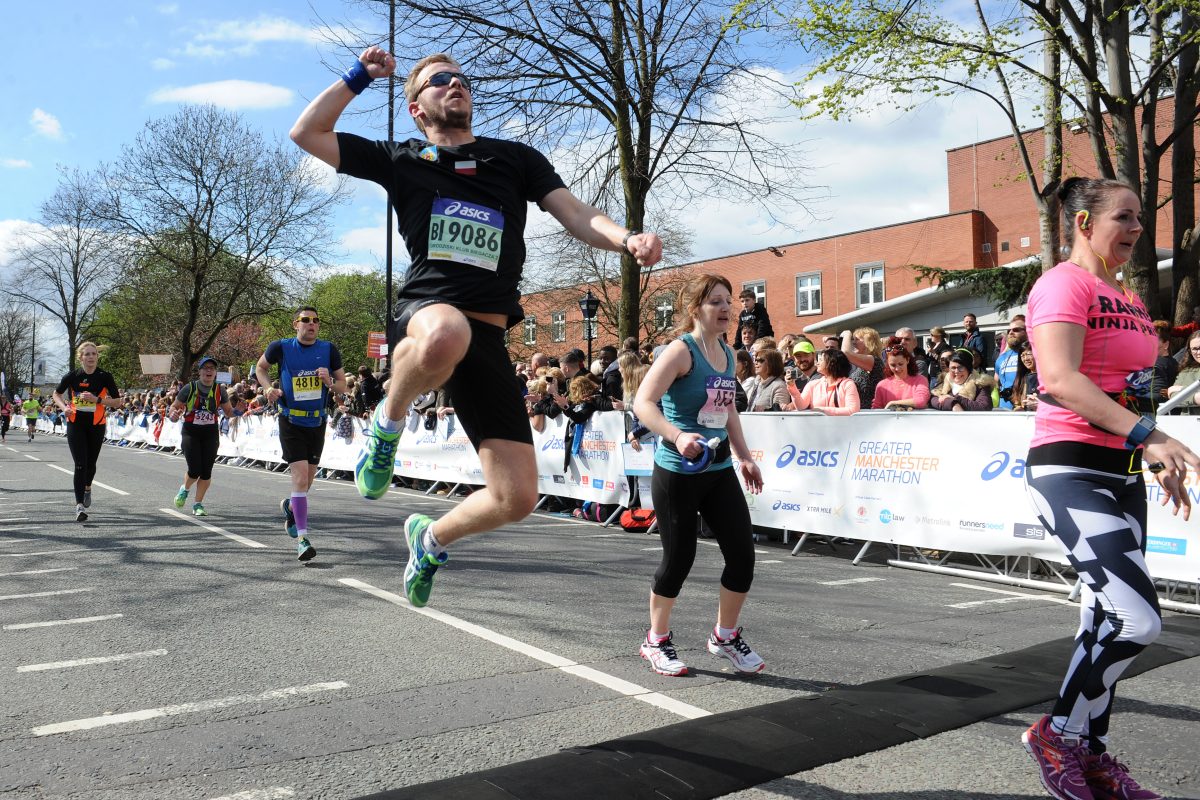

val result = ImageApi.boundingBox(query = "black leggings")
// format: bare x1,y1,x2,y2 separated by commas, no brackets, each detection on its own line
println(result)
1024,443,1161,751
182,427,220,481
649,465,755,598
65,422,106,504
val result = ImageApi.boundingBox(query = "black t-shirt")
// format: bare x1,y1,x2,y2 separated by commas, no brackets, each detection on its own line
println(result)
55,368,120,424
336,133,567,328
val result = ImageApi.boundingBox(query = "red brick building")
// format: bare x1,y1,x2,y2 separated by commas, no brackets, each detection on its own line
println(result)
515,112,1191,364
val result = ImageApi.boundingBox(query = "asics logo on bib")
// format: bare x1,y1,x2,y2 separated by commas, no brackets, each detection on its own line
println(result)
443,201,493,223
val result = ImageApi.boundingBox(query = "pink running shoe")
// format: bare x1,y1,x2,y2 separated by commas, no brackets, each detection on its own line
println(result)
1021,715,1095,800
1084,752,1163,800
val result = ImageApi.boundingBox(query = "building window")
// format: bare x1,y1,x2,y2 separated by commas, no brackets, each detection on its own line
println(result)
551,311,566,343
856,263,884,307
1000,241,1010,252
654,295,674,331
583,317,599,341
742,280,766,304
795,272,821,315
523,316,536,346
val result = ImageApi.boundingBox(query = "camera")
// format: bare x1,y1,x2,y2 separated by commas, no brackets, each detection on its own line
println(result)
423,411,437,431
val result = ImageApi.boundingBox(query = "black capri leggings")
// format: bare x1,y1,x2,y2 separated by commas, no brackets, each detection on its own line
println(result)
649,465,755,598
65,422,107,504
182,427,220,481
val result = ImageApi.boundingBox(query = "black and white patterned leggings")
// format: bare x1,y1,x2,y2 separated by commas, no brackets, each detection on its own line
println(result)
1024,443,1162,752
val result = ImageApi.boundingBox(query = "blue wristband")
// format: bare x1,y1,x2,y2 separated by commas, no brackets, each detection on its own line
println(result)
341,60,373,95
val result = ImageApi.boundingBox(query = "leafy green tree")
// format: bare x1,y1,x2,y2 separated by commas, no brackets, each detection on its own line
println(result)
300,271,389,371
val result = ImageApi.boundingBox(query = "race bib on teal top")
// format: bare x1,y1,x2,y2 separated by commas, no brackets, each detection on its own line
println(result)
428,198,504,271
697,375,735,428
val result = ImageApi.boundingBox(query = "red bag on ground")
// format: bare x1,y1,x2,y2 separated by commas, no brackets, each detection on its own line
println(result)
620,509,655,532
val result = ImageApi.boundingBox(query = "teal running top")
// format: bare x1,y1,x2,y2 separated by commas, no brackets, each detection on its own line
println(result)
654,333,736,474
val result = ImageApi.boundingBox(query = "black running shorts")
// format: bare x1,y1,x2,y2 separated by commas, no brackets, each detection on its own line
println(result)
278,417,326,465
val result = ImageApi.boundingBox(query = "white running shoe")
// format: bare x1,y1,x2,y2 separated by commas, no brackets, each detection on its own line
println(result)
640,633,688,677
707,627,765,674
74,504,88,523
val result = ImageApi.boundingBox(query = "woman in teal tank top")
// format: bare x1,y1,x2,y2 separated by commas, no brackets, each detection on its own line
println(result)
632,274,766,677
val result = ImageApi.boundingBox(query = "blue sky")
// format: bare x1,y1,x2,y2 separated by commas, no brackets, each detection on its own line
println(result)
0,1,1015,368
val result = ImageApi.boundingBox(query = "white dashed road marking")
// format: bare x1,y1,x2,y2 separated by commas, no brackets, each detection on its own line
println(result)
818,577,886,586
340,578,711,720
18,649,168,673
44,464,128,495
4,613,122,630
159,509,268,549
0,587,92,602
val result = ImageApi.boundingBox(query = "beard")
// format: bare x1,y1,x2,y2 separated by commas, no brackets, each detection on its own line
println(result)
1007,334,1025,349
422,101,472,132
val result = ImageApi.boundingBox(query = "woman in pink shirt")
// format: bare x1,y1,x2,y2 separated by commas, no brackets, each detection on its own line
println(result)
871,337,931,410
786,348,859,415
1019,177,1200,800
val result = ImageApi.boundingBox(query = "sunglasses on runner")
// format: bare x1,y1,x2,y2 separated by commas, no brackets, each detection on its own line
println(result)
295,315,320,324
417,71,473,95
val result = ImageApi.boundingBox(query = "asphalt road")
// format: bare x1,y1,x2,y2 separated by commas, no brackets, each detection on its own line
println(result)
1,432,1197,800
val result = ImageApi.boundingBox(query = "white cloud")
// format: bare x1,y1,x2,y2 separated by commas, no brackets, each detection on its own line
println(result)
158,2,179,13
148,80,293,110
299,155,341,194
151,57,175,70
29,108,63,140
342,225,388,259
0,219,43,269
1,159,32,169
185,15,323,59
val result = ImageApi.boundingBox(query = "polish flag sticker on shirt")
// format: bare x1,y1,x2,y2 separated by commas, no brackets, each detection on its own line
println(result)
454,160,477,175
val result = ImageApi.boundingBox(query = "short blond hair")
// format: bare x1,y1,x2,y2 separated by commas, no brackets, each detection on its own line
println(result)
76,341,102,360
405,53,459,132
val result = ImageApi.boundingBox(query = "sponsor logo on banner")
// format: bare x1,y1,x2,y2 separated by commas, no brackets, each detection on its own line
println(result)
851,440,941,485
806,504,835,515
981,451,1027,481
959,519,1005,532
777,444,840,469
1013,522,1046,540
915,515,952,527
541,438,564,452
1147,537,1187,555
854,505,869,524
606,481,615,490
771,500,807,512
552,475,565,484
592,478,604,489
879,509,904,524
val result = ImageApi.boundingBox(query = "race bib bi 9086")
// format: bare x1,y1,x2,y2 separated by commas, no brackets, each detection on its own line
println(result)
428,198,504,271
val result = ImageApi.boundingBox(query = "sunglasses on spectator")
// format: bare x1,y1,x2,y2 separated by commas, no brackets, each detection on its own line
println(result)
295,315,320,324
753,357,767,363
884,345,908,356
1008,327,1026,333
417,71,473,95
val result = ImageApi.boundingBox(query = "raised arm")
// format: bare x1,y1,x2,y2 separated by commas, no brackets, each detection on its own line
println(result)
540,188,663,268
290,46,396,169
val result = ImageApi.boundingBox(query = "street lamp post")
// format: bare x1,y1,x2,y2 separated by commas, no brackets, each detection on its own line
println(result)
578,289,600,368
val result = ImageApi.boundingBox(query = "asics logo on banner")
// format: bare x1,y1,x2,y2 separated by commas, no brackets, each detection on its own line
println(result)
981,450,1026,481
771,500,806,512
776,444,840,469
541,438,564,452
443,201,492,223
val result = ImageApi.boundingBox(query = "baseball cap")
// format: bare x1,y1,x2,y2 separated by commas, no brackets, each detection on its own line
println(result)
792,341,816,354
196,356,217,370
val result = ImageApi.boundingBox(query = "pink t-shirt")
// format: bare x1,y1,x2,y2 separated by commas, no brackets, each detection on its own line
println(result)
1027,261,1156,448
871,373,931,409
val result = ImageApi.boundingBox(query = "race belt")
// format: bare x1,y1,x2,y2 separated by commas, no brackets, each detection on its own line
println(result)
284,407,324,419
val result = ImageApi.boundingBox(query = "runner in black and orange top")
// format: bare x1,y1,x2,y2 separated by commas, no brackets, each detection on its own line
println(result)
52,342,122,522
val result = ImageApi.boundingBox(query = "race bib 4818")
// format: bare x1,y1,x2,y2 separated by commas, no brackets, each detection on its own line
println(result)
428,198,504,271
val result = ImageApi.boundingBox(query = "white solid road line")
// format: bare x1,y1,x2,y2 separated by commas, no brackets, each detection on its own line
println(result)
1,501,62,505
31,681,349,737
948,582,1073,609
0,538,38,547
4,613,123,630
159,509,268,549
818,577,886,586
0,546,117,558
22,454,39,461
339,578,711,720
0,587,92,602
207,788,296,800
44,464,129,495
0,567,76,578
18,648,168,673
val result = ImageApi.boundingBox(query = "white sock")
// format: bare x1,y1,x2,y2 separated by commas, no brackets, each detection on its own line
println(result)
180,484,188,494
716,625,738,641
648,630,669,643
376,413,400,433
422,524,446,556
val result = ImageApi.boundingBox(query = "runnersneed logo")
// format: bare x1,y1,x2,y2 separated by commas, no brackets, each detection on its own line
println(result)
959,519,1004,531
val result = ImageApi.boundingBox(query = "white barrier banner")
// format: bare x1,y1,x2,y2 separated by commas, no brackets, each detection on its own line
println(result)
737,411,1200,584
393,413,483,485
531,413,629,505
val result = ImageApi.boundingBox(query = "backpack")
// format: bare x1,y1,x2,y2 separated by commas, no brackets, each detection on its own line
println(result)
620,508,656,532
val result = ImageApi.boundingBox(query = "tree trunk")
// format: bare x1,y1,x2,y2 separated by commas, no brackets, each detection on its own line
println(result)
1172,13,1200,325
1040,0,1062,273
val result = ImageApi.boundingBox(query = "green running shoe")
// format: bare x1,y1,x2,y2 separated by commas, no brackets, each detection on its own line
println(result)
403,514,447,607
297,537,316,562
355,406,399,500
281,498,298,538
192,502,207,517
174,487,188,509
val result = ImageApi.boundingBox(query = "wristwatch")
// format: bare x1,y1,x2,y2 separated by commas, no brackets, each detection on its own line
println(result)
621,230,641,252
1125,414,1157,449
